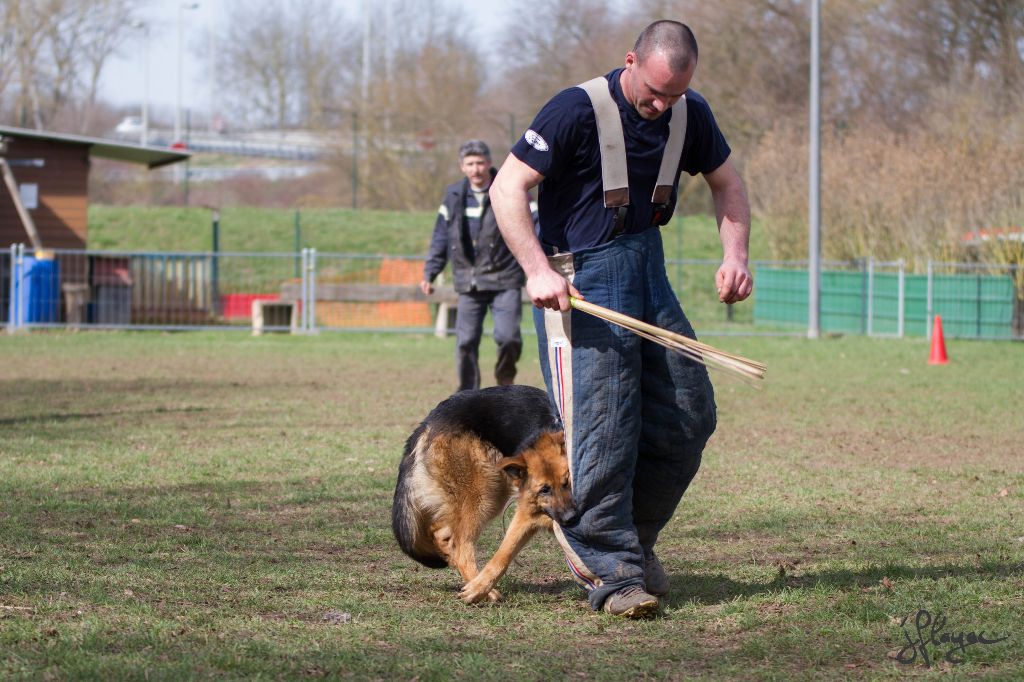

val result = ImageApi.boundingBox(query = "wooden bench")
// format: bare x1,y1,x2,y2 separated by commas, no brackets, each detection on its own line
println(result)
277,283,531,337
278,282,531,305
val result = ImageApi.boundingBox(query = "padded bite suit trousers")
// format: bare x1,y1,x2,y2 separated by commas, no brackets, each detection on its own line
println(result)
535,229,717,609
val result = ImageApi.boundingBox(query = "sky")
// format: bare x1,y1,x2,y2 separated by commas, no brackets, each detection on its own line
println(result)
100,0,510,127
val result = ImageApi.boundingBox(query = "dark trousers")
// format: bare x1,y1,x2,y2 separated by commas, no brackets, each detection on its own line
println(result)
535,229,717,609
455,288,523,391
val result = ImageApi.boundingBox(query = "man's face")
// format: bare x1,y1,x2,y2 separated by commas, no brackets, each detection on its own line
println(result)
623,50,694,120
460,154,492,189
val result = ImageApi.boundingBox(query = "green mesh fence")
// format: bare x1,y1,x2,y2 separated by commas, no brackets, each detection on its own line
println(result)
755,267,1017,339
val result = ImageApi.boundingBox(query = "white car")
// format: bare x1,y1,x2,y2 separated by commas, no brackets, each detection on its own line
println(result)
114,116,145,140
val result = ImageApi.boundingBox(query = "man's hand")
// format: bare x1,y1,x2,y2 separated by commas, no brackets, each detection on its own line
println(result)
715,257,753,304
419,280,434,295
526,267,583,312
704,158,752,305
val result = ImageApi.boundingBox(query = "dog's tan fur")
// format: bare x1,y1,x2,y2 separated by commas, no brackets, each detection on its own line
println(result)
394,422,572,604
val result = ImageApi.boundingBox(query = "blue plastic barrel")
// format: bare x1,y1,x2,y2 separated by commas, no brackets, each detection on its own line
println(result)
9,254,61,324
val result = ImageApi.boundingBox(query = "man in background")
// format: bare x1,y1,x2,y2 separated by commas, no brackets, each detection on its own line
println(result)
421,140,530,392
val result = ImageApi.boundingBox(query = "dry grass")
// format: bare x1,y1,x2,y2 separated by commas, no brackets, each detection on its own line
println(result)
746,85,1024,269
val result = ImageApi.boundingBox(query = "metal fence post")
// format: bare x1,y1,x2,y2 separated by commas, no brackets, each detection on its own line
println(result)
897,258,905,338
351,112,359,210
926,260,933,340
308,248,317,333
300,247,309,332
976,272,983,338
294,209,301,279
866,256,874,336
6,244,19,333
15,242,25,330
211,209,220,317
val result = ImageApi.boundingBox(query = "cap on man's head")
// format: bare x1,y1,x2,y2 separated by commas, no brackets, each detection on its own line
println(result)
459,139,490,161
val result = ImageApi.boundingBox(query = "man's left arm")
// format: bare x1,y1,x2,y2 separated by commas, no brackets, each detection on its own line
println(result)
703,157,753,304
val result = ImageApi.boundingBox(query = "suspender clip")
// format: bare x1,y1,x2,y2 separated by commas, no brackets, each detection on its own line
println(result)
609,206,629,240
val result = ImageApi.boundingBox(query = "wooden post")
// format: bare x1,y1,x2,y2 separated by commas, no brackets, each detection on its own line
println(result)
0,158,43,252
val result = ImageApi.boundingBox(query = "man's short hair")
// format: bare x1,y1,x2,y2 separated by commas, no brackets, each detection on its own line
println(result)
634,20,698,73
459,139,491,161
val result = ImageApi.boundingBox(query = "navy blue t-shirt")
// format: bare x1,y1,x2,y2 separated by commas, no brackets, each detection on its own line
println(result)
511,68,731,252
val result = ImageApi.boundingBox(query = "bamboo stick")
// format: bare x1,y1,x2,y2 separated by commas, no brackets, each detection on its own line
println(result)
569,297,766,382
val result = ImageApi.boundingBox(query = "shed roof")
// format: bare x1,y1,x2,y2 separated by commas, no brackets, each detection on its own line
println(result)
0,125,190,169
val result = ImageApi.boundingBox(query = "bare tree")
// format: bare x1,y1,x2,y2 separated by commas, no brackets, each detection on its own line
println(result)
217,1,294,129
492,0,632,125
214,0,354,130
293,0,353,128
8,0,49,128
355,0,489,209
882,0,1023,87
0,0,139,132
76,0,138,133
0,2,19,111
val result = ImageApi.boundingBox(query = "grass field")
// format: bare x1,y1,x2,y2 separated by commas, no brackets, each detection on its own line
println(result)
86,206,439,256
86,205,770,263
1,331,1022,680
83,205,773,331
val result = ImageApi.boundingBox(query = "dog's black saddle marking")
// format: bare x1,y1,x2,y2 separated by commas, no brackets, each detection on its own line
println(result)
422,385,562,457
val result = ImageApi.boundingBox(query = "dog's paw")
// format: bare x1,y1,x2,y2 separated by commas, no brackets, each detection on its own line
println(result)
459,578,501,604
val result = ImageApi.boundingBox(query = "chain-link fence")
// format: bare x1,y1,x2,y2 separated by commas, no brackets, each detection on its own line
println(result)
3,244,1021,340
754,258,1022,340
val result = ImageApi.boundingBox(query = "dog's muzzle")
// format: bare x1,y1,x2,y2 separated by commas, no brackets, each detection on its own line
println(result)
552,504,580,528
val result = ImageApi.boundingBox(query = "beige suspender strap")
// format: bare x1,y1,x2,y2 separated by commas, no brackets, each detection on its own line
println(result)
652,95,687,205
578,77,689,209
577,77,629,208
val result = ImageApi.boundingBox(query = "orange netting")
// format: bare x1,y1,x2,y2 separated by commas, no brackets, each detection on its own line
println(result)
315,258,433,328
377,258,433,326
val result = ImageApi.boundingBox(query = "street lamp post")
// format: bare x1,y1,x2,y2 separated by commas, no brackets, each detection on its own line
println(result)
808,0,822,339
175,2,200,146
135,22,150,146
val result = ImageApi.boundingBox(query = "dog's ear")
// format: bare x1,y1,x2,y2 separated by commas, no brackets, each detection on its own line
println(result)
497,455,527,483
535,430,565,449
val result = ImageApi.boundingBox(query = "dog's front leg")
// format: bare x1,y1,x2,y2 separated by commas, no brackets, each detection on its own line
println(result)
459,509,542,604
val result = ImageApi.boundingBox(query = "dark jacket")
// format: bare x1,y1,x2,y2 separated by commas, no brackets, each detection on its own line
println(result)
423,169,527,294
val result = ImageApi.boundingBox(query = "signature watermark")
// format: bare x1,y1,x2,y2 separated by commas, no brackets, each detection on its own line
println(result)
895,608,1009,666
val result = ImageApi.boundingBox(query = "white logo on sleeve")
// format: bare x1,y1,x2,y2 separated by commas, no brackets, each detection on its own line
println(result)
525,129,549,152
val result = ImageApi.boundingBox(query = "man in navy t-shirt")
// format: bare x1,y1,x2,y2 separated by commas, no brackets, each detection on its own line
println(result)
490,20,752,618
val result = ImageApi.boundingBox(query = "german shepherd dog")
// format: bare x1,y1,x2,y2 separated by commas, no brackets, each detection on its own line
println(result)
391,385,575,604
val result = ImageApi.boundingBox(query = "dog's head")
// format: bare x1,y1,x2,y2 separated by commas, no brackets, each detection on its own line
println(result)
498,430,576,526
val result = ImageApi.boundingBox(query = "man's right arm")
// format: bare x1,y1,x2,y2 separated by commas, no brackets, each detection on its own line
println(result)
490,155,581,311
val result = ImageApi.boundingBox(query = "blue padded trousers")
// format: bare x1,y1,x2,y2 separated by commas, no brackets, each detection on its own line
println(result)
535,229,717,610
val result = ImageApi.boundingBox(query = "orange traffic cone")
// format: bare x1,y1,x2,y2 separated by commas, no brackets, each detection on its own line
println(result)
929,315,948,365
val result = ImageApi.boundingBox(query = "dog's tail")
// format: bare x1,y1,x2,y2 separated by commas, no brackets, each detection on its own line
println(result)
391,427,447,569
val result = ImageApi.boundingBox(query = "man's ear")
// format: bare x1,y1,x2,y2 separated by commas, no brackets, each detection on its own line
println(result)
497,455,527,483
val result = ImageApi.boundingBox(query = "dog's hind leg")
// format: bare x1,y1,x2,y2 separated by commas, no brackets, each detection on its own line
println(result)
443,518,504,603
431,522,482,580
429,523,455,562
458,508,545,604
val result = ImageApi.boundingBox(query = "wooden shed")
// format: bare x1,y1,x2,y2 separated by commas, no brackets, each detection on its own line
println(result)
0,125,189,250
